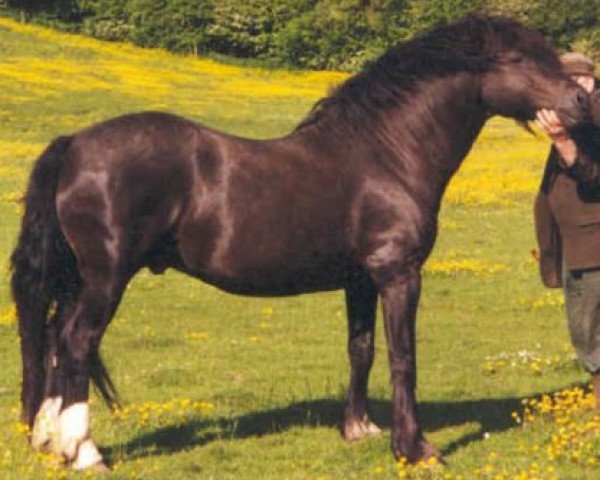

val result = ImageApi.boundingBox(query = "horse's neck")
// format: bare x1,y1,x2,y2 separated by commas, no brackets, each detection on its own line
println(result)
294,73,486,177
383,73,487,177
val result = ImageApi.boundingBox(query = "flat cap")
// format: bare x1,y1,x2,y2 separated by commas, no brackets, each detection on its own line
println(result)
560,52,596,77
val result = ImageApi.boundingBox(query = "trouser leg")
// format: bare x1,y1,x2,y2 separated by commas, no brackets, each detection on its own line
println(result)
564,268,600,373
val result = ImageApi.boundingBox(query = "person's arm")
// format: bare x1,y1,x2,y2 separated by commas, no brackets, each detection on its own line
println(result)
534,190,562,288
563,149,600,183
535,109,577,164
536,108,600,184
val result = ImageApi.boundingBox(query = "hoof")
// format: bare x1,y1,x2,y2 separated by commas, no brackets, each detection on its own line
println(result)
394,438,443,465
88,461,110,473
342,416,382,442
419,439,443,464
68,438,104,470
71,460,110,473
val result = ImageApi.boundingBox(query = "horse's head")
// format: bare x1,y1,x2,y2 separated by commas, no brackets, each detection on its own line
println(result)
479,19,590,128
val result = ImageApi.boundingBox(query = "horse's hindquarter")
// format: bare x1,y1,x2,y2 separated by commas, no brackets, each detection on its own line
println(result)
176,136,360,295
56,112,198,277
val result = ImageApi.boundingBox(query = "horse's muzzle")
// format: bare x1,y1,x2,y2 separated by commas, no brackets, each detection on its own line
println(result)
557,85,592,128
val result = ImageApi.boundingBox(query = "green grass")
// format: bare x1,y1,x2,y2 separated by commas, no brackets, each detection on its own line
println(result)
0,17,598,480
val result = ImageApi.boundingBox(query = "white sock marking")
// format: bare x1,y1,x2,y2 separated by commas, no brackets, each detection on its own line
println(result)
56,402,91,460
31,396,63,451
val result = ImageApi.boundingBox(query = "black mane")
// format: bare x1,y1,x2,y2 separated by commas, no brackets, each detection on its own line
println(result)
296,15,560,133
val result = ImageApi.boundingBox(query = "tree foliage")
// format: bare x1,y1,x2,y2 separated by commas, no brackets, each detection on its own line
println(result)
2,0,600,71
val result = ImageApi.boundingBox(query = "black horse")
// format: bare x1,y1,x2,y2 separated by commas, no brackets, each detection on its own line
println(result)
11,15,590,469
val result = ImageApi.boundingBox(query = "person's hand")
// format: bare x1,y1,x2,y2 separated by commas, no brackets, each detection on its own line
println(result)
535,108,578,167
535,108,568,139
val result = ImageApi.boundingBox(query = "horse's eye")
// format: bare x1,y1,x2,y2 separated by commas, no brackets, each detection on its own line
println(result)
509,55,525,64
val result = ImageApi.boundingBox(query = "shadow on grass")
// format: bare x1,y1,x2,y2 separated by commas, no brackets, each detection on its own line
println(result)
104,388,571,462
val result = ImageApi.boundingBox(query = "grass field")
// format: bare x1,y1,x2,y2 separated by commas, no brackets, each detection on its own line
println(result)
0,17,599,480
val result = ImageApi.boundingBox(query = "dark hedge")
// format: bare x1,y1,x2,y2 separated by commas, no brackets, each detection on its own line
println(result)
2,0,600,71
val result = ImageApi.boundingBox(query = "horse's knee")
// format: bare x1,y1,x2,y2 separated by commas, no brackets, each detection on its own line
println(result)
389,359,416,388
349,332,375,362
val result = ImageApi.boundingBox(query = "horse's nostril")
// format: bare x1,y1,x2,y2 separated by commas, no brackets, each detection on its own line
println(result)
576,90,588,106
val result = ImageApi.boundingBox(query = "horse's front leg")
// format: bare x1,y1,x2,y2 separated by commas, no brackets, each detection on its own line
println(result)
379,270,439,462
342,271,382,441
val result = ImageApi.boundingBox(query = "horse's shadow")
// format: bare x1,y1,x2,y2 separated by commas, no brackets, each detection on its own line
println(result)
103,387,572,462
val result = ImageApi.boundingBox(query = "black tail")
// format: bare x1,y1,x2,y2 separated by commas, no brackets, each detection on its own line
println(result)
10,136,119,426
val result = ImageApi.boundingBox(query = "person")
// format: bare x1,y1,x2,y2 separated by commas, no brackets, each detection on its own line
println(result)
534,52,600,407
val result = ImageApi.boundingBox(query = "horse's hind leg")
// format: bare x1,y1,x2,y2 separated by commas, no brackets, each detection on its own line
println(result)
45,247,127,470
31,319,66,452
342,272,382,441
53,275,124,470
31,283,79,452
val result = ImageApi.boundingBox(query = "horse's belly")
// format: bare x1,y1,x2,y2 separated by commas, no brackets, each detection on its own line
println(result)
199,272,346,296
180,263,348,296
176,206,352,295
179,245,352,296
